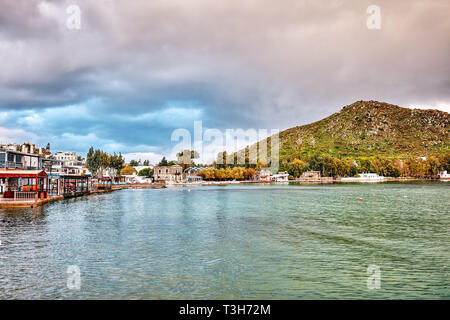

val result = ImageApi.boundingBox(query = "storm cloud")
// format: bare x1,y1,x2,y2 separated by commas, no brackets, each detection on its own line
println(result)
0,0,449,162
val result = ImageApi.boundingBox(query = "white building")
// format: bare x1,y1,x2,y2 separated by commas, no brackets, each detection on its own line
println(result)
438,170,450,179
272,171,289,182
259,168,273,182
258,169,289,182
0,143,20,151
44,151,88,176
54,151,77,161
122,175,153,184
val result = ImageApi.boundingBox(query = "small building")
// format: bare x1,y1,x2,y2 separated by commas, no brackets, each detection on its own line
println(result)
185,175,203,183
301,171,321,179
358,172,383,179
118,175,153,184
438,170,450,179
184,167,207,183
43,157,89,177
0,169,49,201
59,175,89,196
153,165,183,183
272,171,289,182
258,168,273,182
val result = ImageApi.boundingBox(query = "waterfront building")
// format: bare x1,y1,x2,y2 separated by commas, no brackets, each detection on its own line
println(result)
185,175,202,183
183,166,206,183
0,148,42,170
153,165,183,183
257,169,289,182
272,171,289,182
301,171,321,179
438,170,450,179
122,175,153,184
42,157,90,196
0,169,49,202
43,158,87,176
258,168,273,182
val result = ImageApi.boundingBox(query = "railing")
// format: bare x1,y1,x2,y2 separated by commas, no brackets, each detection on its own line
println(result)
14,191,36,200
0,191,36,203
0,161,40,170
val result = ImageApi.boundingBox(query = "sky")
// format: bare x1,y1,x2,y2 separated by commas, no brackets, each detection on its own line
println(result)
0,0,449,163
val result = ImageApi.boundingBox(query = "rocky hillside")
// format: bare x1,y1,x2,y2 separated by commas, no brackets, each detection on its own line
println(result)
265,100,449,160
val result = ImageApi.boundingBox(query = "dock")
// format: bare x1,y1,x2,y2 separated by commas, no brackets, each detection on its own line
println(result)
1,187,124,209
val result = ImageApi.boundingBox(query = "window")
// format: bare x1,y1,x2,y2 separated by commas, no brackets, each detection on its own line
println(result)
7,153,14,162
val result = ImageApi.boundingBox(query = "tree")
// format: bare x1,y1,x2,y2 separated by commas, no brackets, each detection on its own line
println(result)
86,147,124,178
86,147,100,177
143,160,150,166
287,159,307,177
177,149,199,169
120,166,137,175
129,160,139,166
158,157,169,166
108,152,125,178
244,168,257,180
198,168,216,180
138,168,153,177
438,153,450,171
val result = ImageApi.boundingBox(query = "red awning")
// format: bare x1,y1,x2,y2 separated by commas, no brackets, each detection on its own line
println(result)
0,169,48,178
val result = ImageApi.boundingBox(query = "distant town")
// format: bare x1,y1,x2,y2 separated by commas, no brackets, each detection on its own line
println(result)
0,141,449,208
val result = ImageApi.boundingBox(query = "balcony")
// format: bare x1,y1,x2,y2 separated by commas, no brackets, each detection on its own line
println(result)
0,161,40,170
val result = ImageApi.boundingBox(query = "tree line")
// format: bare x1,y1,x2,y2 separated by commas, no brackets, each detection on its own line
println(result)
198,167,258,181
280,153,450,178
204,153,450,179
86,147,125,177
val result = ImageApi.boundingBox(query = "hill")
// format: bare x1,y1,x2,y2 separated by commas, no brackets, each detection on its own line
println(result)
268,100,449,161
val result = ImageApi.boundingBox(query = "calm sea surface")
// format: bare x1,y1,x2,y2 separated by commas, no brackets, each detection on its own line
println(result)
0,182,449,299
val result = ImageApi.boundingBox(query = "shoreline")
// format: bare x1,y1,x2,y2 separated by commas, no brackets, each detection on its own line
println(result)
1,178,446,208
164,176,448,187
0,188,119,209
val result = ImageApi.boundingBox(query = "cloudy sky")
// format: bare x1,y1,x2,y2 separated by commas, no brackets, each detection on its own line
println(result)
0,0,449,163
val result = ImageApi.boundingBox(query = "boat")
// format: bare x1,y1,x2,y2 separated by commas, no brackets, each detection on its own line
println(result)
341,172,386,182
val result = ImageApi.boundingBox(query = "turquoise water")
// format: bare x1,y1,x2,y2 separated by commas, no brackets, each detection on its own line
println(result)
0,182,449,299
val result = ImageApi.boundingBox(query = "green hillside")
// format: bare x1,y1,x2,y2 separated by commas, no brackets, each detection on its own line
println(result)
274,100,449,160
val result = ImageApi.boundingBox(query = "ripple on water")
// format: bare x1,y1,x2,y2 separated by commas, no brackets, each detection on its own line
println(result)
0,182,449,299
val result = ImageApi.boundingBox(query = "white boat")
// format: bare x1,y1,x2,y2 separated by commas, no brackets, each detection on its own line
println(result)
341,172,386,182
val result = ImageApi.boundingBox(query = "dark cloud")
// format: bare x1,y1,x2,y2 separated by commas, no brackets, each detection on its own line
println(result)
0,0,448,159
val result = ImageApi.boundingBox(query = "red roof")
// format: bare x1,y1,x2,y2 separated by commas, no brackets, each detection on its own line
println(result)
0,169,48,178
